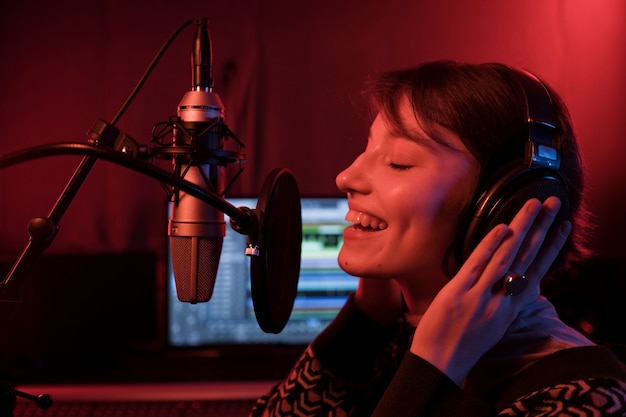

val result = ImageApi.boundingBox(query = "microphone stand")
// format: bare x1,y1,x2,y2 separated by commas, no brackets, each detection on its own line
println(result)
0,133,252,416
0,124,152,415
0,16,197,303
0,137,300,415
0,17,302,414
0,382,53,414
0,138,109,302
0,20,199,415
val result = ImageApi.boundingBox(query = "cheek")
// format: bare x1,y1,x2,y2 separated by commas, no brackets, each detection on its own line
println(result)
410,171,471,219
384,184,457,269
432,185,472,226
430,168,479,244
406,169,478,246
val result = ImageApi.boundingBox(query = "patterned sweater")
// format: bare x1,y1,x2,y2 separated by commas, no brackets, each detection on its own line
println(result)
250,295,626,416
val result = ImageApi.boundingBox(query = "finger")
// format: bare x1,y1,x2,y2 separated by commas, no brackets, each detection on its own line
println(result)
508,196,562,277
524,220,572,283
454,223,510,292
472,198,543,294
496,197,565,301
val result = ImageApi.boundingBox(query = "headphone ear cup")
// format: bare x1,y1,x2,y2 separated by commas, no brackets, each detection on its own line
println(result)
460,166,569,262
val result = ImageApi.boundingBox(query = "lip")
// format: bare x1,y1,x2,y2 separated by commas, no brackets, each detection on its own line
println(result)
342,222,385,240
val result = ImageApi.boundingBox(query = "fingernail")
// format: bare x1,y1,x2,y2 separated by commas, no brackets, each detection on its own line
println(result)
547,197,562,214
526,199,542,215
560,221,572,236
495,224,509,239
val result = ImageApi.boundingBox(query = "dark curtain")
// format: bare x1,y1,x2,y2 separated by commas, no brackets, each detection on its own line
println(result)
1,0,625,259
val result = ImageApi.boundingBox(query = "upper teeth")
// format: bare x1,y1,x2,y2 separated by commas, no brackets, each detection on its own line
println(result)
345,210,388,230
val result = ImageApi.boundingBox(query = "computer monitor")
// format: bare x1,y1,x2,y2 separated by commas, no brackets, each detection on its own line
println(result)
167,197,355,346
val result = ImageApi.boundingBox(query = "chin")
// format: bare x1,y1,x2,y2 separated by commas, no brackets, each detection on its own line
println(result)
337,255,386,279
337,253,364,277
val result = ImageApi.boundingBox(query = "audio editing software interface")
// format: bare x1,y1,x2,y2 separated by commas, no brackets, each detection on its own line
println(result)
167,197,356,346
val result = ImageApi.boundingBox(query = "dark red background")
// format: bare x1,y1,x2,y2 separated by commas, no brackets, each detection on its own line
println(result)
1,1,625,273
1,0,626,382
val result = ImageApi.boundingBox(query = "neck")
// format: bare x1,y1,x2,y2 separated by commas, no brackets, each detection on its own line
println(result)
395,263,451,315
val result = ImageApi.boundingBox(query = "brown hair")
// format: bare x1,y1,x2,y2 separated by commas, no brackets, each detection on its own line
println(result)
365,60,593,275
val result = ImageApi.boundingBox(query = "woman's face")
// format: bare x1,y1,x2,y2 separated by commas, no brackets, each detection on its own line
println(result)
336,97,480,291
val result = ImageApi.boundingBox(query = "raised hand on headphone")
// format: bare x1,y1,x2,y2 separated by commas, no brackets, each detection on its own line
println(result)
410,196,571,386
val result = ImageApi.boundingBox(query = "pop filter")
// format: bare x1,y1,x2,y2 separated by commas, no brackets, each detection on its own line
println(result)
248,168,302,333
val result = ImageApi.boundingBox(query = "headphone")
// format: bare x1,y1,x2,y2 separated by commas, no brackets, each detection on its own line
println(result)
458,68,570,261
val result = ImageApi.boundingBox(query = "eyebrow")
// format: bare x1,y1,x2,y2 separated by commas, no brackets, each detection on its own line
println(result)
375,111,467,156
383,120,454,155
408,121,468,155
402,124,437,147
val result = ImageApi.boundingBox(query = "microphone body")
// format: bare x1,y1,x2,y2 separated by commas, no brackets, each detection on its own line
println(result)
168,90,226,303
168,18,226,303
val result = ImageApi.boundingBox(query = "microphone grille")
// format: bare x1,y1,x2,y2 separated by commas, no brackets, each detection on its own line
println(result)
170,236,223,303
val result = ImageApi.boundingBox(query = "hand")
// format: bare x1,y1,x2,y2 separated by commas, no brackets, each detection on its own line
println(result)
354,277,404,326
410,196,572,385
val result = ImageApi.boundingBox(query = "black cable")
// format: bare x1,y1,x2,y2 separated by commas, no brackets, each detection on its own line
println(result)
110,19,195,125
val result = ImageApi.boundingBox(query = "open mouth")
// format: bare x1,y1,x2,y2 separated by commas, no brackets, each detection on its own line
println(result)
345,210,388,231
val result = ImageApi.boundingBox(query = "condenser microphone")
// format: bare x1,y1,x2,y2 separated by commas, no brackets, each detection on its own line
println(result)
0,16,302,334
168,18,226,303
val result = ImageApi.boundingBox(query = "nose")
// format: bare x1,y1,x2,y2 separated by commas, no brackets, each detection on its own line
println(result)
335,153,370,195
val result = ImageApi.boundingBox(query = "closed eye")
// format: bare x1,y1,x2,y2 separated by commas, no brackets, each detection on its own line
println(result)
388,162,413,171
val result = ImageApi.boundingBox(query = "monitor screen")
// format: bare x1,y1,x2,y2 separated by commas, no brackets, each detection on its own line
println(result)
167,197,355,346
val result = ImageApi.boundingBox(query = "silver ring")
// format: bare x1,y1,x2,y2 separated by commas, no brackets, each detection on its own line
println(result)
503,272,528,296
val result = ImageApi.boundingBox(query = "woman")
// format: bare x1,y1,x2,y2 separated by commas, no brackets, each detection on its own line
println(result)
250,61,626,416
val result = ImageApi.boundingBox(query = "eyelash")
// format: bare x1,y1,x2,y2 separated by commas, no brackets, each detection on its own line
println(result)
388,162,412,171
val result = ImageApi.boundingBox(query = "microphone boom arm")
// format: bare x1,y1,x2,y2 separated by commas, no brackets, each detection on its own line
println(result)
0,139,254,302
